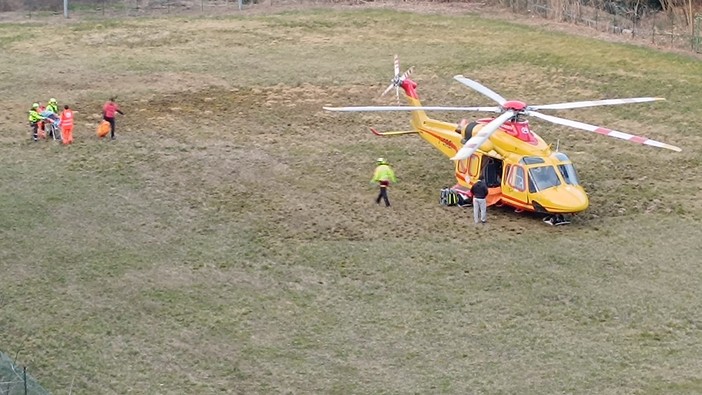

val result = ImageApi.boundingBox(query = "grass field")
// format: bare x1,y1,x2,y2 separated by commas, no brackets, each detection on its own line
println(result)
1,4,702,394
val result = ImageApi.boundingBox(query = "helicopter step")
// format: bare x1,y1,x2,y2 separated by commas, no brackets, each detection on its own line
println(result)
543,214,570,226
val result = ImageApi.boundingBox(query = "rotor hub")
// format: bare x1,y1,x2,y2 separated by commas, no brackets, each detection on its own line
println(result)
501,100,527,112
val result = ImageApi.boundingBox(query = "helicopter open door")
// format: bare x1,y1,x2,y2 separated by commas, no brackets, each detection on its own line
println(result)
481,157,503,188
481,156,503,206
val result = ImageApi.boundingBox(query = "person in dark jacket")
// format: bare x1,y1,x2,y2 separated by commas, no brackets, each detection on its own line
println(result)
470,176,489,224
103,97,124,140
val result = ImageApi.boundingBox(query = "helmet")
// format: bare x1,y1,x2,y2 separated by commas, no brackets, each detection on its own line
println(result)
32,103,39,109
376,158,387,165
49,98,57,104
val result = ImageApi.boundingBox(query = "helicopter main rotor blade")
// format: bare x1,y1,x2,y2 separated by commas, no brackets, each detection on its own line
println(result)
323,105,502,112
451,110,516,161
381,83,396,97
393,54,400,78
401,66,414,80
527,110,682,152
380,82,397,97
530,97,666,111
453,75,507,106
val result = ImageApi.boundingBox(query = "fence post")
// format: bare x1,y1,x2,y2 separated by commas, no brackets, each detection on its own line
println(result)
695,15,701,52
23,366,27,395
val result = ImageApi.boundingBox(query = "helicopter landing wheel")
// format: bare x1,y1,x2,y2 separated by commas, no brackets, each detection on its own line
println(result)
543,214,570,226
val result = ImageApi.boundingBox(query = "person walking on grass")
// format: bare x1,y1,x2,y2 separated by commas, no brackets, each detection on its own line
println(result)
470,175,488,224
103,97,124,140
60,105,74,145
371,158,397,207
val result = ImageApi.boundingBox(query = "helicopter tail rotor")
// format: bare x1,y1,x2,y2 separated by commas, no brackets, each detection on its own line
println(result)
381,55,414,104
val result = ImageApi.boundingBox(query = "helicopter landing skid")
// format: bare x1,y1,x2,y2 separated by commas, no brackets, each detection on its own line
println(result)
543,214,570,226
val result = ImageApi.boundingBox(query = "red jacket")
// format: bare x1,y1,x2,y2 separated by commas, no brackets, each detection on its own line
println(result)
103,101,122,118
60,109,74,127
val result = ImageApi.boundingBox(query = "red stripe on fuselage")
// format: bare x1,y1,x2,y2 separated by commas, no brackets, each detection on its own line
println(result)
421,129,458,151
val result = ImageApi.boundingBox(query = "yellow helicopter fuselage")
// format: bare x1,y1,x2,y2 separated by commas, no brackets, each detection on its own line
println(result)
405,93,589,215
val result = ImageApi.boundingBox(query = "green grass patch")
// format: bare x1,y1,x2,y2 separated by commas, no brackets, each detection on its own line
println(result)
1,6,701,394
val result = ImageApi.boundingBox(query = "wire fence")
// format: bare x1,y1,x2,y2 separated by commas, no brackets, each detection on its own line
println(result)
0,353,50,395
501,0,701,53
1,0,700,52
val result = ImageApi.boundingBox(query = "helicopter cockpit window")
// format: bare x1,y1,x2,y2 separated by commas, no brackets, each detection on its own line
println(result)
553,153,580,185
553,152,570,162
558,164,580,185
520,156,545,165
528,165,561,191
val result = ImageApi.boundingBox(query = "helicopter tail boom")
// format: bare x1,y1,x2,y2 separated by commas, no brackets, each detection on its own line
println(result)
370,128,418,136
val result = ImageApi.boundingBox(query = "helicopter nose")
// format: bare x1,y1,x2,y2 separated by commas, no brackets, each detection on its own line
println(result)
534,185,589,213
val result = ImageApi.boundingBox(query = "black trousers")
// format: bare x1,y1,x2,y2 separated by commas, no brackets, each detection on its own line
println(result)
30,122,38,140
104,116,116,138
376,186,390,207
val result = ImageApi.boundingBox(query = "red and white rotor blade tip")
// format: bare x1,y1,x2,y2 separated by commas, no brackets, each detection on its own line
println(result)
393,54,400,78
531,97,666,111
451,110,516,161
453,75,507,106
528,111,681,152
323,106,501,112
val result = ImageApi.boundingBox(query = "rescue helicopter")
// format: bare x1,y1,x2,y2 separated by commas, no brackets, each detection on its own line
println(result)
324,56,682,225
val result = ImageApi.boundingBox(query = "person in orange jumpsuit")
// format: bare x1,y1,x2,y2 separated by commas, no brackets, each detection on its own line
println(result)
59,105,74,145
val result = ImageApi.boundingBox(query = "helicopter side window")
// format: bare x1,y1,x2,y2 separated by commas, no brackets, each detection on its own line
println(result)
508,165,526,192
528,165,561,191
457,158,468,175
520,156,545,165
468,154,480,178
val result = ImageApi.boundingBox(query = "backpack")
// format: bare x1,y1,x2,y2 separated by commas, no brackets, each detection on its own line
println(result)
439,187,459,206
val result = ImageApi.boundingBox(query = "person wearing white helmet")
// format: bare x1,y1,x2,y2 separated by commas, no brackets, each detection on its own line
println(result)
41,98,61,140
371,158,397,207
46,98,59,114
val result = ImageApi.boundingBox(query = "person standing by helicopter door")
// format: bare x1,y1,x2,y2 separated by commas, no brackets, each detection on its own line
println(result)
470,176,488,224
371,158,397,207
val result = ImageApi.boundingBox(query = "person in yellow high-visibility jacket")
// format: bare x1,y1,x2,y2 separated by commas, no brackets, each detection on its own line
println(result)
371,158,397,207
28,103,45,142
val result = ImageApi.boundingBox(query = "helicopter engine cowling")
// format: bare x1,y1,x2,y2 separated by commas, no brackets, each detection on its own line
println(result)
463,121,495,153
478,140,495,153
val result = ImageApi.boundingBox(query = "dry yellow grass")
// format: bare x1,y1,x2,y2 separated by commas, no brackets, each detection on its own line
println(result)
1,5,701,394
